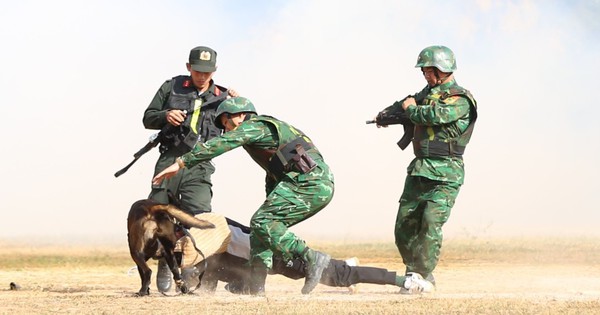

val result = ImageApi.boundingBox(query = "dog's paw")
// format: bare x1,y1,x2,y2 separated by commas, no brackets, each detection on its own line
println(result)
180,284,189,294
135,288,150,297
175,279,190,294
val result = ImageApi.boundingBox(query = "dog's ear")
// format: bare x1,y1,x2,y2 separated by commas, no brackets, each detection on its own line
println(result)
150,204,215,230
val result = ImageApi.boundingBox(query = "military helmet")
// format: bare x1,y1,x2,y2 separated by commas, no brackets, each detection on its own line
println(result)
215,97,257,129
415,45,457,73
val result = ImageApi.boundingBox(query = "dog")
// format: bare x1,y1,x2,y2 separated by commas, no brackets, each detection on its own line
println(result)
127,199,214,296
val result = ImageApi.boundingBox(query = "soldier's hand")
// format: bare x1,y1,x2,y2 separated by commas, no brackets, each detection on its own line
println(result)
152,162,181,185
166,110,186,126
374,115,388,128
228,88,239,98
402,97,416,110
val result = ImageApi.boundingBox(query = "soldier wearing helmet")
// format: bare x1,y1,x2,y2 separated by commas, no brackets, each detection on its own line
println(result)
415,45,457,87
152,97,335,296
372,45,478,294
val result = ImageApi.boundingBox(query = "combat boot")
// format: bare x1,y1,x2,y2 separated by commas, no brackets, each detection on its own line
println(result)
301,248,331,294
156,258,172,293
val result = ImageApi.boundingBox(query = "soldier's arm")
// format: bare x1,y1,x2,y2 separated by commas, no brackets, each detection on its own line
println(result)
405,95,470,126
142,80,171,130
382,86,429,114
180,120,267,168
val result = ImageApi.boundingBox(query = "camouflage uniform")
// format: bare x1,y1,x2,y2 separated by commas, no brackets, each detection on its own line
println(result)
180,114,334,269
383,72,477,281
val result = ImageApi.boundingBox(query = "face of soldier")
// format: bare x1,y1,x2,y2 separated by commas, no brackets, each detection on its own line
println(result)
421,67,439,87
186,64,215,92
221,113,247,132
421,67,452,88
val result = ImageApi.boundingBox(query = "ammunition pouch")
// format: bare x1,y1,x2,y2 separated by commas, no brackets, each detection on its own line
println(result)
268,137,317,178
158,124,198,154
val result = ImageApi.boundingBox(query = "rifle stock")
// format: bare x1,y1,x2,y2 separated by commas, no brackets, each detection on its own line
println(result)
114,133,161,178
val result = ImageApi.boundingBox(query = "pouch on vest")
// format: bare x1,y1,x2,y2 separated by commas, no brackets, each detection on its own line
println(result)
159,124,197,154
268,137,316,177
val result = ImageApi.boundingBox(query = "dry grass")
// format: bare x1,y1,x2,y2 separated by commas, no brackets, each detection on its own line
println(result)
0,237,599,314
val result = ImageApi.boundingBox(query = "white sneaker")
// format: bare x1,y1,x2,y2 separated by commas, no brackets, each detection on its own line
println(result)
344,257,360,294
400,272,435,295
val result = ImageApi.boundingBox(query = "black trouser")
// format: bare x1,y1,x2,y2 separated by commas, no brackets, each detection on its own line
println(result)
272,256,397,287
195,219,398,291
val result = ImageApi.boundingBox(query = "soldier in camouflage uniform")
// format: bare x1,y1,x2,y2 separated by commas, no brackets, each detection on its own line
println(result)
153,97,333,295
142,46,237,292
375,46,478,293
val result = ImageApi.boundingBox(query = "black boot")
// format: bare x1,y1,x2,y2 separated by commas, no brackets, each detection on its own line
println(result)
301,248,331,294
156,258,172,293
248,262,268,296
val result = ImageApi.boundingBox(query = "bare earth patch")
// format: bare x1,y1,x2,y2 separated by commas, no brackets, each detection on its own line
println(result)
0,238,599,314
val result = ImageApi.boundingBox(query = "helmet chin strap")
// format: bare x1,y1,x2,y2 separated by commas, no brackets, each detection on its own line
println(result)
433,69,451,86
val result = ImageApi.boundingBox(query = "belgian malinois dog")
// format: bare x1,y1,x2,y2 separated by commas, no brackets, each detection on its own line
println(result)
127,199,214,296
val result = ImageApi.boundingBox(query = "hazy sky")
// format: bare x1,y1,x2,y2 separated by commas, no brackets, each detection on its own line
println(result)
1,0,599,243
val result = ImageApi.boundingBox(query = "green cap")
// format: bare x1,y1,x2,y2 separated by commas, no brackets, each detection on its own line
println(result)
188,46,217,72
215,97,257,129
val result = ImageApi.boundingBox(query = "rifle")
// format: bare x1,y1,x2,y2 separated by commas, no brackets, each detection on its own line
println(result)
366,107,415,150
115,109,194,178
114,132,163,177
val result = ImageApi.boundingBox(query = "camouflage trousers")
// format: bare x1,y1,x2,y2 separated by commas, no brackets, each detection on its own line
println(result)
249,160,334,269
394,175,461,278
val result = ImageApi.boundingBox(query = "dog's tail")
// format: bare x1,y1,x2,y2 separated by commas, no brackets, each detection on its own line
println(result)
149,205,215,230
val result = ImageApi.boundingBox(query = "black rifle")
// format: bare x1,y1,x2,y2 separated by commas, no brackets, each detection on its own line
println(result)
114,132,164,178
367,88,430,150
366,106,414,150
114,109,195,178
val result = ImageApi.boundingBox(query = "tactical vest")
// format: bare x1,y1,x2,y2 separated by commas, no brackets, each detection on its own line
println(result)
160,75,228,154
412,84,478,158
243,115,319,180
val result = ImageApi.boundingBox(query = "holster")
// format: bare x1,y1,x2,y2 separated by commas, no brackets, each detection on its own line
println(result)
289,144,317,173
269,137,317,178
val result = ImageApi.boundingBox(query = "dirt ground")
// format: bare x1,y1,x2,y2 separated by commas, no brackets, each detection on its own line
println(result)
0,238,599,314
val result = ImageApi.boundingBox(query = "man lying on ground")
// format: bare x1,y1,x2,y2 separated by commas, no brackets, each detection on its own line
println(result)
173,213,430,295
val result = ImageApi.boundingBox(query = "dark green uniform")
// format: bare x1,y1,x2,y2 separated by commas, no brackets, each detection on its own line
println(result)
143,76,228,214
384,78,477,280
180,114,335,269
